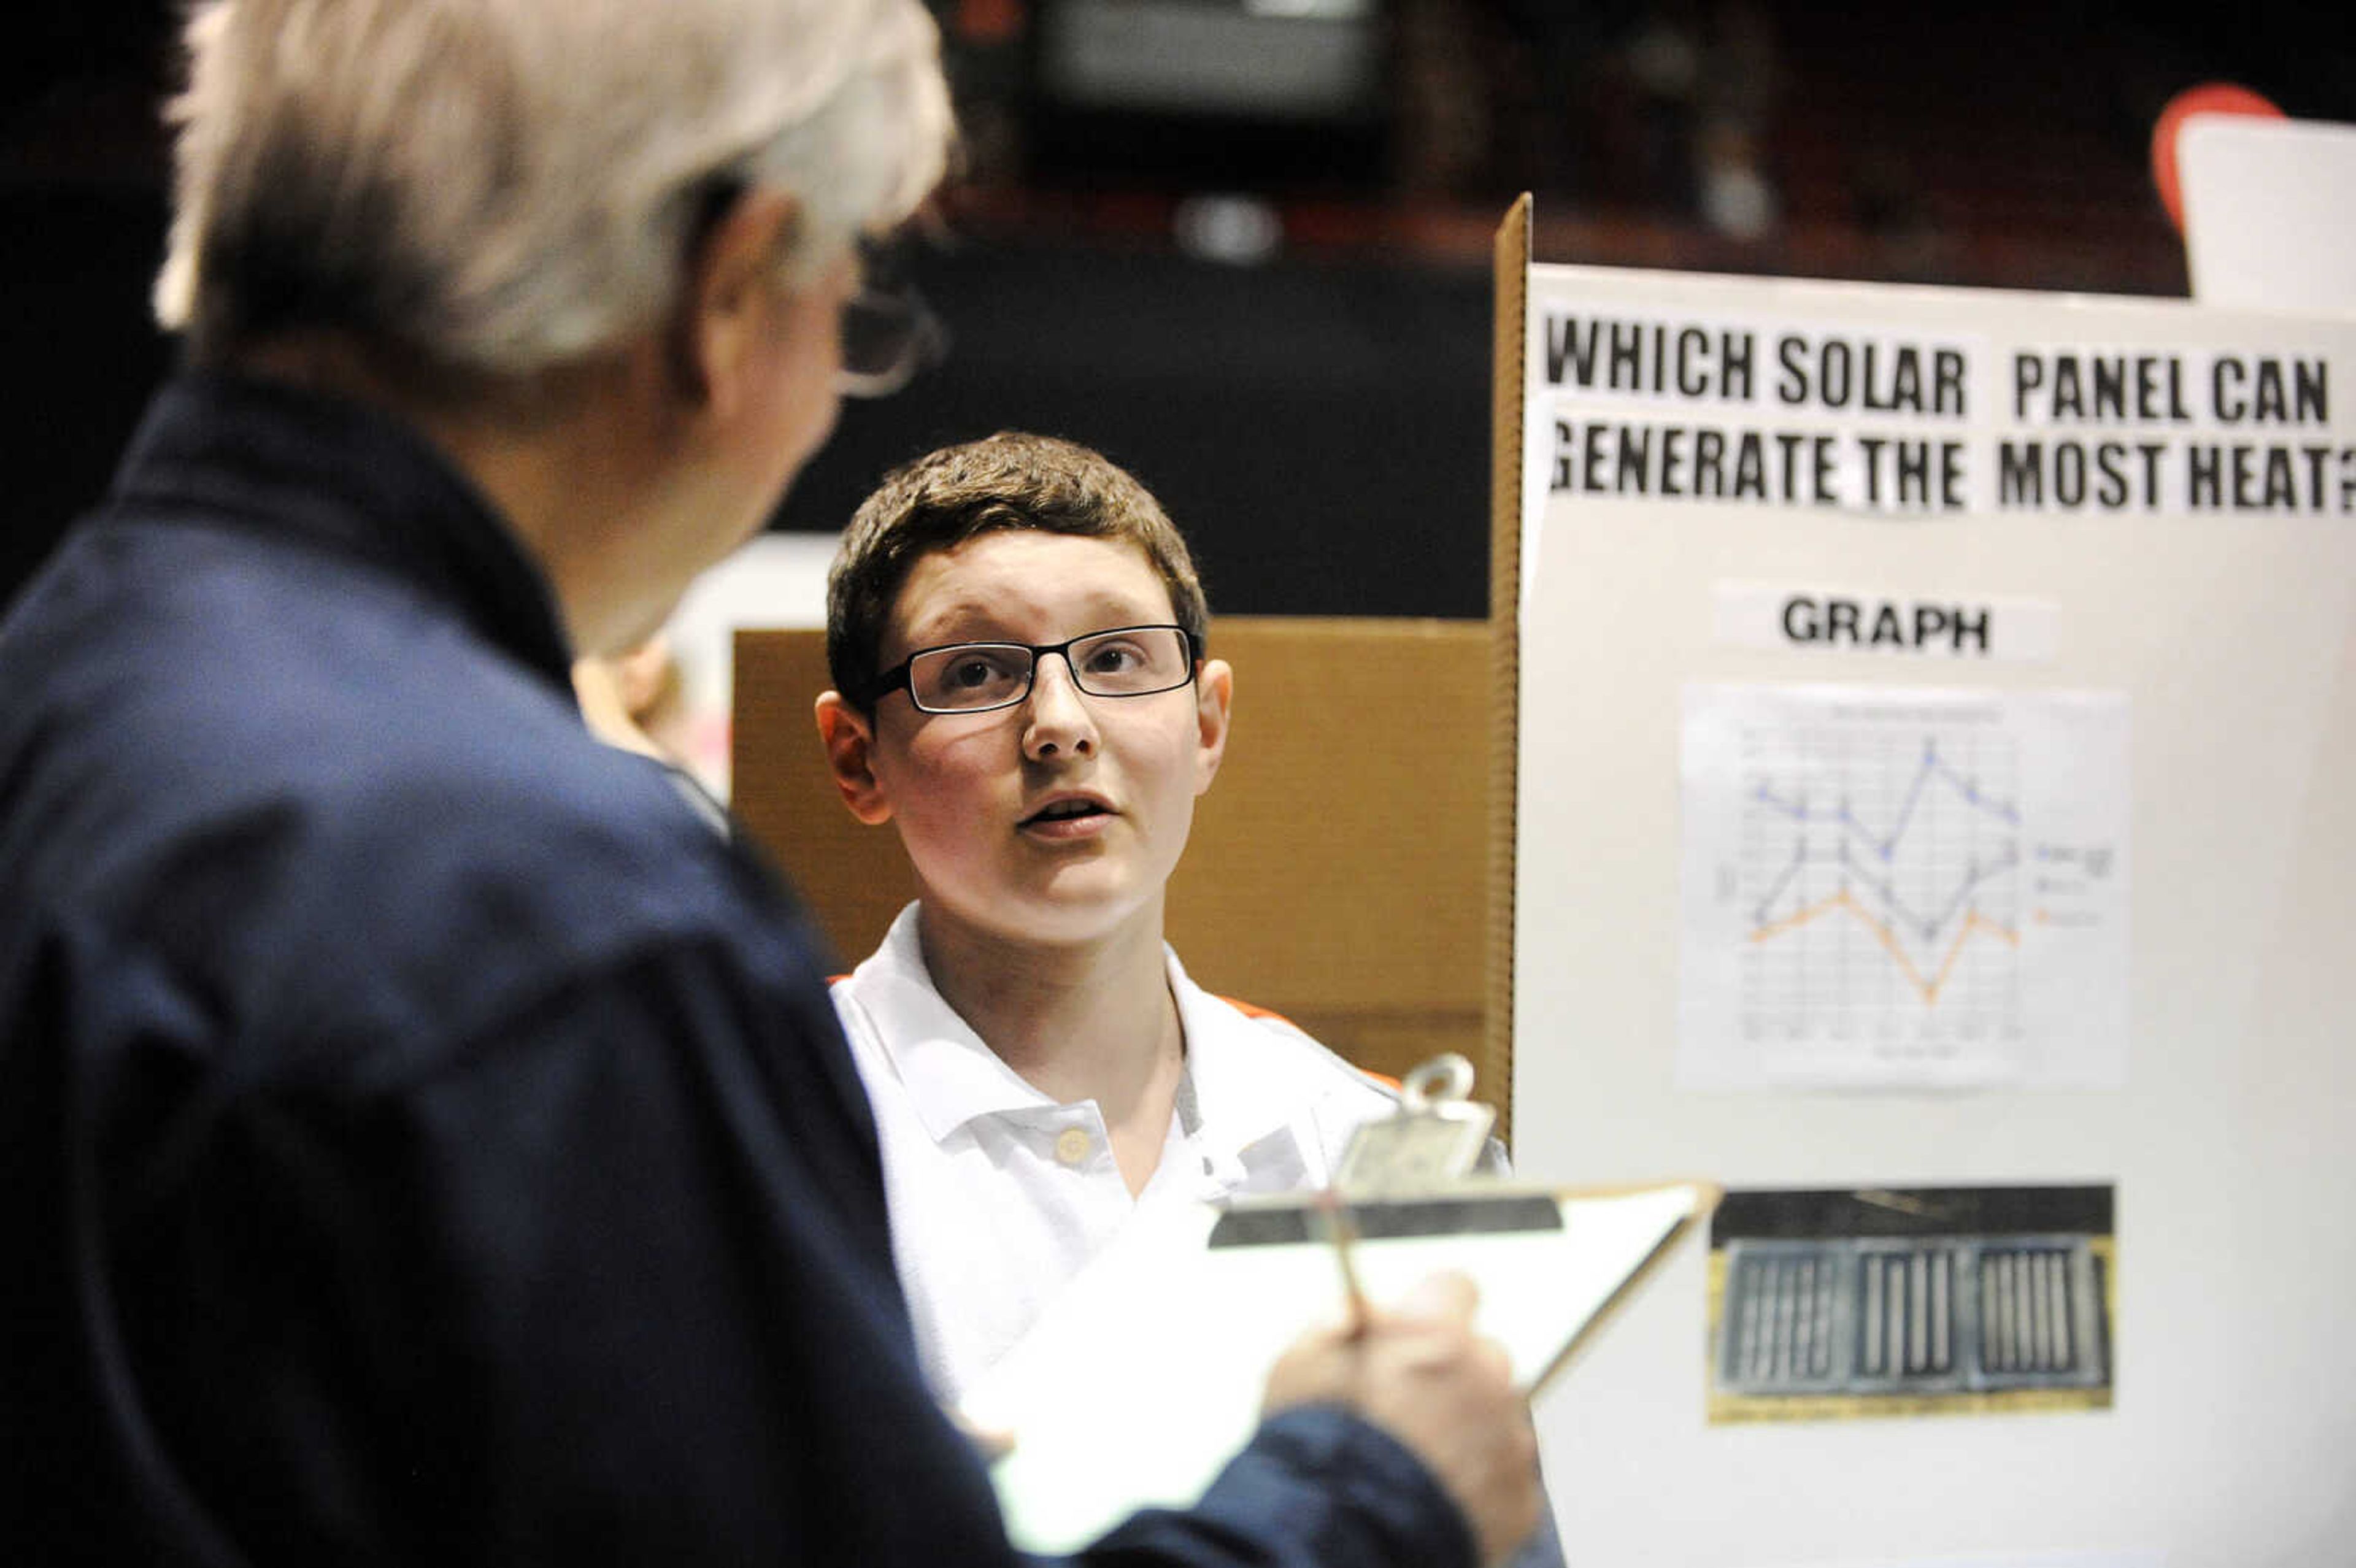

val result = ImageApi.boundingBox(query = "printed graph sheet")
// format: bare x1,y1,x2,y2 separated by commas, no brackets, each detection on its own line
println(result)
1680,683,2128,1089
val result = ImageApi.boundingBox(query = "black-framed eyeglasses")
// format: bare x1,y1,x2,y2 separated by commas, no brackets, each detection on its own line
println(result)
863,624,1201,714
838,234,947,399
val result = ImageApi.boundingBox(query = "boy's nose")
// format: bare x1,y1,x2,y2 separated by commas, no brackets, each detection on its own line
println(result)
1022,653,1099,759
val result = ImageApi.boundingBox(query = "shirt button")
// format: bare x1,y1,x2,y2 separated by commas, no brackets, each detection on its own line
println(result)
1054,1127,1093,1167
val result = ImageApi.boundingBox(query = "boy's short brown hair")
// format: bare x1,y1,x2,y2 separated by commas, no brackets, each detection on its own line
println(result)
825,432,1210,710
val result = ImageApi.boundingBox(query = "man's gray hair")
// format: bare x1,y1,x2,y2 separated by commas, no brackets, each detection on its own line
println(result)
155,0,952,377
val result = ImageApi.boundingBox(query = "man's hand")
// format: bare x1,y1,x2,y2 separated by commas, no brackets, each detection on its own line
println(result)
1261,1273,1542,1567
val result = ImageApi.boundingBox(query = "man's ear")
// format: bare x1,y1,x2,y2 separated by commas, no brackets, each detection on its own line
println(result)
1191,658,1233,797
669,186,802,419
815,691,895,825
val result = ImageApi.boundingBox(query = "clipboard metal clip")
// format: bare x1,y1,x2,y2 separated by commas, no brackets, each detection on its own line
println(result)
1330,1052,1497,1197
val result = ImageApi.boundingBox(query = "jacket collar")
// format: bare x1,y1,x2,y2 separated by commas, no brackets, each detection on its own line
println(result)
104,371,575,694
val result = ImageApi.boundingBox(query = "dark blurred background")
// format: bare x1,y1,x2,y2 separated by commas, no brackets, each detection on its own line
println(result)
6,1,2352,619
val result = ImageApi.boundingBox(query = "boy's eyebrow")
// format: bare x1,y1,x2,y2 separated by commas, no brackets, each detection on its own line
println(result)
898,596,1174,648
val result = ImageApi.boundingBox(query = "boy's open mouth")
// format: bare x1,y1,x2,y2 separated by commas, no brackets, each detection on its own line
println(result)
1022,797,1109,826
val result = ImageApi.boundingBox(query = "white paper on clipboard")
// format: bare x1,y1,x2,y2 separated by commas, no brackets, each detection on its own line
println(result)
961,1180,1714,1556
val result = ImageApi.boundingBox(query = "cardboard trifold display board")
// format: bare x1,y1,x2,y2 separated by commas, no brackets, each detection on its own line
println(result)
1498,194,2355,1567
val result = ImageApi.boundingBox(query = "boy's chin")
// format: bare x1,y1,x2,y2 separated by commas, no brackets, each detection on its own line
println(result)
955,880,1163,949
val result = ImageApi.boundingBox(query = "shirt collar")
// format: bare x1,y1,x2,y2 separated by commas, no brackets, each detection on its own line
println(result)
855,905,1062,1141
856,907,1336,1185
103,371,576,695
1166,950,1326,1182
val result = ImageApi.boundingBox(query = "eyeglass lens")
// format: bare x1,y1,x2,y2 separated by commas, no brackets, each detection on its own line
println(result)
908,627,1193,712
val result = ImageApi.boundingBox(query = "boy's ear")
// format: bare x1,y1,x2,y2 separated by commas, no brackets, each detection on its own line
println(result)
814,691,895,825
1191,658,1233,797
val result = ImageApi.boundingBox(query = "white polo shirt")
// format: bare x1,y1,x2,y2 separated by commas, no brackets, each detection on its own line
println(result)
832,902,1405,1407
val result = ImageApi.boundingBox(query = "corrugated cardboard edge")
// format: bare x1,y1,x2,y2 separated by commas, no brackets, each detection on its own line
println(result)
1488,195,1531,1148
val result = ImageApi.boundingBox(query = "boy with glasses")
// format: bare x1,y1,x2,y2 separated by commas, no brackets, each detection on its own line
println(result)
814,432,1503,1405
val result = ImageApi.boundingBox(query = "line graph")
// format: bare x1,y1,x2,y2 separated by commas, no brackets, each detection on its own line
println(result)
1738,724,2023,1045
1682,685,2128,1088
1750,892,2017,1007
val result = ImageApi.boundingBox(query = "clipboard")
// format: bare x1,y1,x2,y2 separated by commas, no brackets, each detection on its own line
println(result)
960,1178,1720,1554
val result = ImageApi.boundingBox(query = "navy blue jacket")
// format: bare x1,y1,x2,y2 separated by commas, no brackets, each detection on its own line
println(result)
0,375,1476,1568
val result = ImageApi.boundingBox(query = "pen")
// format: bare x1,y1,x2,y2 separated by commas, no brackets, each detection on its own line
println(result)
1314,1186,1369,1340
